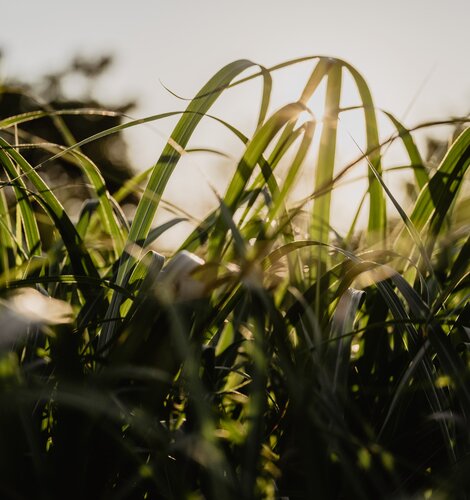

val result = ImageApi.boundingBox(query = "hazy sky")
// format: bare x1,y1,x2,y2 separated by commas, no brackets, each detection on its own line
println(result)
2,0,468,122
1,0,469,239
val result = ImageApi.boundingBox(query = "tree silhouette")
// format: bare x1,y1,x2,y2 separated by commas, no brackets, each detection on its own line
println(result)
0,52,137,206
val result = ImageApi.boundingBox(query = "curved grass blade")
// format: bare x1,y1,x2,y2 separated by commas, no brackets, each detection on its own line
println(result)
256,65,272,129
68,150,127,256
343,63,386,240
364,153,434,278
405,127,470,254
0,108,123,131
127,60,257,253
0,137,100,289
233,120,314,258
326,288,364,395
101,60,260,349
432,232,470,314
113,112,252,205
76,199,99,238
0,145,41,258
0,189,16,273
383,110,428,189
208,102,309,259
237,120,315,232
145,217,188,247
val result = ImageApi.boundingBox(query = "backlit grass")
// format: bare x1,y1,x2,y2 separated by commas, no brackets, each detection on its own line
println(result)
0,56,469,499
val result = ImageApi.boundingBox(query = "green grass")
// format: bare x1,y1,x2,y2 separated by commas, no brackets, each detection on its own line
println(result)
0,56,469,499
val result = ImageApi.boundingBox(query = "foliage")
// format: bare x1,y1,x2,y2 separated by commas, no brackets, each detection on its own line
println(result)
0,53,136,203
0,55,469,500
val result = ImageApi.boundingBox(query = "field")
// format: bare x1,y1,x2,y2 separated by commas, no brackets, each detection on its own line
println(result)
0,56,469,499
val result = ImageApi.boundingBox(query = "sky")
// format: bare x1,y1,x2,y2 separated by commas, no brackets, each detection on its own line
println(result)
1,0,469,241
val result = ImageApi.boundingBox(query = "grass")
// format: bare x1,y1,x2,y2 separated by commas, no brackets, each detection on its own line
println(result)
0,55,469,499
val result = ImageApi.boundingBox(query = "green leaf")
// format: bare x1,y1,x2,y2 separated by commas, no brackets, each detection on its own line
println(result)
343,62,386,240
0,136,100,290
103,60,259,348
0,142,41,258
404,127,470,254
326,288,364,395
311,63,342,244
209,102,308,259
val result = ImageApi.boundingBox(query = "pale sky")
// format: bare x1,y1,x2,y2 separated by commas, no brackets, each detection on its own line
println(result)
1,0,469,241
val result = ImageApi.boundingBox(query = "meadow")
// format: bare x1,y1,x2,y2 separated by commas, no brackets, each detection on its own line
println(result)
0,56,469,499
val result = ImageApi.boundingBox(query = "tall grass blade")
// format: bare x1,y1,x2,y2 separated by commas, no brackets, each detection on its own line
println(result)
343,63,386,239
0,143,41,258
383,111,428,189
209,102,308,259
0,137,100,287
311,63,342,245
0,189,15,274
403,127,470,255
327,288,364,395
102,60,259,348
